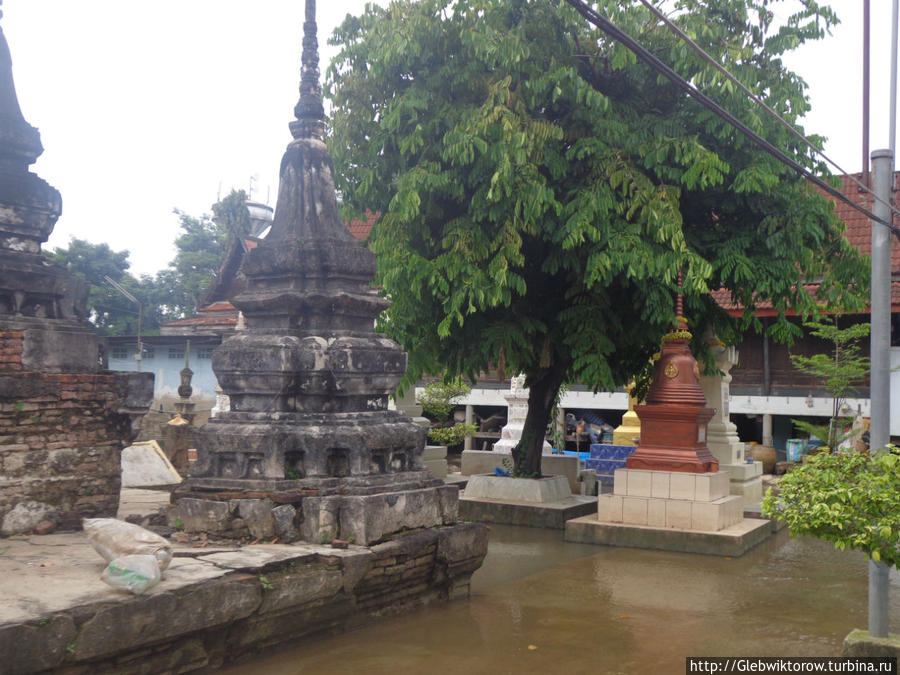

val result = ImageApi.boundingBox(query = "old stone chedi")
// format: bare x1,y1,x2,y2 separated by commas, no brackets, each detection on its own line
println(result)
176,3,469,550
0,4,152,533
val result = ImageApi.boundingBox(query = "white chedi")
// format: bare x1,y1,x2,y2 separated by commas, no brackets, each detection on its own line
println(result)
493,374,553,455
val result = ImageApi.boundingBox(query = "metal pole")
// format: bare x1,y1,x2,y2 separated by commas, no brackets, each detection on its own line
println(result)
868,148,892,638
891,0,898,158
863,0,871,185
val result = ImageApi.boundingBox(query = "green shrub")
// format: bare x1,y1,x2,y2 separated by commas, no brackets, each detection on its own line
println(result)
762,448,900,566
427,423,478,448
416,380,470,423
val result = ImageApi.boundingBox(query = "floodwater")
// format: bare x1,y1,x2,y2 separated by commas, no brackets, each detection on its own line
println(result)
221,525,900,675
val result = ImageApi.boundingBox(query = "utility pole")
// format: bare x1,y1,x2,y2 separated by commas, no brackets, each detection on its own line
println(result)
104,276,142,373
868,149,892,638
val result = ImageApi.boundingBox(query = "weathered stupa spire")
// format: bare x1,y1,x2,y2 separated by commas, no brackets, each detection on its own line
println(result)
0,1,98,371
184,0,457,549
291,0,325,140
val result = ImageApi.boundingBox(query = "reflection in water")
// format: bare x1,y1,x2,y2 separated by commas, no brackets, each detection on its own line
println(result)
221,526,900,675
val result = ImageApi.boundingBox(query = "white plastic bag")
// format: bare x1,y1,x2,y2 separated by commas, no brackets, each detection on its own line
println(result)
100,554,161,595
83,518,173,572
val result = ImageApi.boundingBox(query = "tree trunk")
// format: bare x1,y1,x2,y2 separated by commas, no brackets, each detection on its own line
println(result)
512,364,568,477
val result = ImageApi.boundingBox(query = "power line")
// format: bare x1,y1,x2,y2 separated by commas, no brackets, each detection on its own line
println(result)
634,0,900,223
561,0,900,238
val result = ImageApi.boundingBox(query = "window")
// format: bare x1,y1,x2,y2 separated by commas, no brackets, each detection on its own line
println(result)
168,346,185,360
111,345,130,360
142,346,154,360
198,347,214,359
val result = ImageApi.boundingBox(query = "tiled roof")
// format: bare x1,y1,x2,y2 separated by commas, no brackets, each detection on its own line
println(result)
347,210,379,241
715,172,900,315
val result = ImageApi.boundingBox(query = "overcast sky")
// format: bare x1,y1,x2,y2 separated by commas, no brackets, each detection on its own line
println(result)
3,1,898,276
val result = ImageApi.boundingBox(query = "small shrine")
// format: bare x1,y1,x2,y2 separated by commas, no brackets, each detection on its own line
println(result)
492,374,552,454
565,282,772,555
172,1,464,547
624,294,717,473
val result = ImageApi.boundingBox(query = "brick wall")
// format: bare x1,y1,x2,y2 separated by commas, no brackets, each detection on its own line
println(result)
0,362,153,530
0,329,24,372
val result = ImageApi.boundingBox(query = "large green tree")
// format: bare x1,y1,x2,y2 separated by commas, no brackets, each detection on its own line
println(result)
49,189,255,334
48,238,155,334
165,188,253,318
327,0,867,475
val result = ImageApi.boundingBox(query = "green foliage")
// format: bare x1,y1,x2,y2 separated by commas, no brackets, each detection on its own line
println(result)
327,0,867,472
416,379,471,422
427,422,478,447
48,238,158,335
166,189,252,317
762,448,900,567
258,575,274,591
47,189,254,334
790,319,870,448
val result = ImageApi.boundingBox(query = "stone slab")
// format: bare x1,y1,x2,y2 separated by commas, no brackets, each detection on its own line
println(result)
564,514,774,557
0,519,488,674
121,440,183,488
459,494,597,529
460,451,580,493
463,474,571,503
842,629,900,658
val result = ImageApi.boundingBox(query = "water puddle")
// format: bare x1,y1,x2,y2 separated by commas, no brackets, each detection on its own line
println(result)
222,525,900,674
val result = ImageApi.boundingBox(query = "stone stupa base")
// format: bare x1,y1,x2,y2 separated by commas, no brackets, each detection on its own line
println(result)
171,472,460,546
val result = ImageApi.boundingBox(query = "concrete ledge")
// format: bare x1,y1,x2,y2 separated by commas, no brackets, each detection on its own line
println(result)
459,495,596,529
564,514,774,556
843,629,900,658
461,451,580,493
463,474,571,503
0,522,488,674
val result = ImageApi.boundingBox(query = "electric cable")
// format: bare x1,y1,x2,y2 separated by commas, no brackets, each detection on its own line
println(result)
561,0,900,238
635,0,900,222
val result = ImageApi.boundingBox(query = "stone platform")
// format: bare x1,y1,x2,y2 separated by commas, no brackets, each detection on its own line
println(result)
564,514,773,556
563,468,774,555
459,474,596,529
0,524,488,674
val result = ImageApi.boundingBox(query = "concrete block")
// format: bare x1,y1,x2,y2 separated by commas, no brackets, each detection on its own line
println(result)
598,494,623,522
694,473,729,502
422,445,448,461
647,498,667,527
666,500,692,529
650,472,670,499
626,470,652,497
691,501,720,531
669,473,696,501
842,629,900,658
460,450,580,493
121,440,182,488
723,461,763,481
613,469,627,496
622,496,648,526
463,474,571,503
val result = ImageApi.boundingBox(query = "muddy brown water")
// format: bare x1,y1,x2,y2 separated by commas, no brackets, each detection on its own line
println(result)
221,525,900,675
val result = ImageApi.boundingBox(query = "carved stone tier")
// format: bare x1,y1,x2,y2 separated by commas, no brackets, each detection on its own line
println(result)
191,410,427,484
212,332,406,413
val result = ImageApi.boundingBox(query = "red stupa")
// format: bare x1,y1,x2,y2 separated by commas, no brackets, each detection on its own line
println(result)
625,282,719,474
